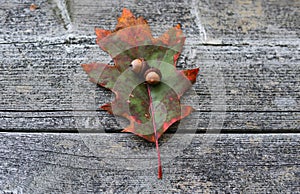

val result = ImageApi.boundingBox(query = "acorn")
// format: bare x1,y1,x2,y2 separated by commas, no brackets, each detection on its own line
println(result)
130,58,149,75
144,68,162,85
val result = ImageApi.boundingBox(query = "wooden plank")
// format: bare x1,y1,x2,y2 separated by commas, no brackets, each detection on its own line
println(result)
0,43,298,111
1,1,299,44
0,133,299,193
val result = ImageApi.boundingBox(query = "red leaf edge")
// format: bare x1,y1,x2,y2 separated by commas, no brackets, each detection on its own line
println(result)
182,68,200,84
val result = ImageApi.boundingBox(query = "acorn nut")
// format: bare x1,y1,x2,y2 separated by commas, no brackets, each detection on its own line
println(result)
130,58,149,74
144,68,162,85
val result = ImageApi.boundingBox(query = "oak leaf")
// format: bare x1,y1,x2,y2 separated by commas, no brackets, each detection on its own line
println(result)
82,8,199,179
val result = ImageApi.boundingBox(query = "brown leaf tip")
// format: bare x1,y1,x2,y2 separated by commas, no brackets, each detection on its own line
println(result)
175,23,181,29
121,8,134,18
81,64,92,73
115,8,148,31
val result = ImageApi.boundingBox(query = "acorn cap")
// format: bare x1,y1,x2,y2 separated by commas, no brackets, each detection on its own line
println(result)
144,68,162,85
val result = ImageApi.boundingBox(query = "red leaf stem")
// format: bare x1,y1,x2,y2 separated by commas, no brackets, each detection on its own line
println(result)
147,84,162,179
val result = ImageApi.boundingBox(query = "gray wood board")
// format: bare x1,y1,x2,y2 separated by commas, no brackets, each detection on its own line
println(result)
0,43,299,112
0,133,299,193
1,0,298,45
0,0,299,132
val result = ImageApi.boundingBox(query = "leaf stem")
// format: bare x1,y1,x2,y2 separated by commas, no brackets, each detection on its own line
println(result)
147,84,162,179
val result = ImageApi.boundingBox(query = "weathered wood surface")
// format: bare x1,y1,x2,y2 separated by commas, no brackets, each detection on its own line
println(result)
0,133,299,193
0,0,299,193
0,0,299,132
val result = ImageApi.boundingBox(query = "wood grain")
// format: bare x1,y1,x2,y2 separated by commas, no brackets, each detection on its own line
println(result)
0,0,299,192
0,133,298,193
